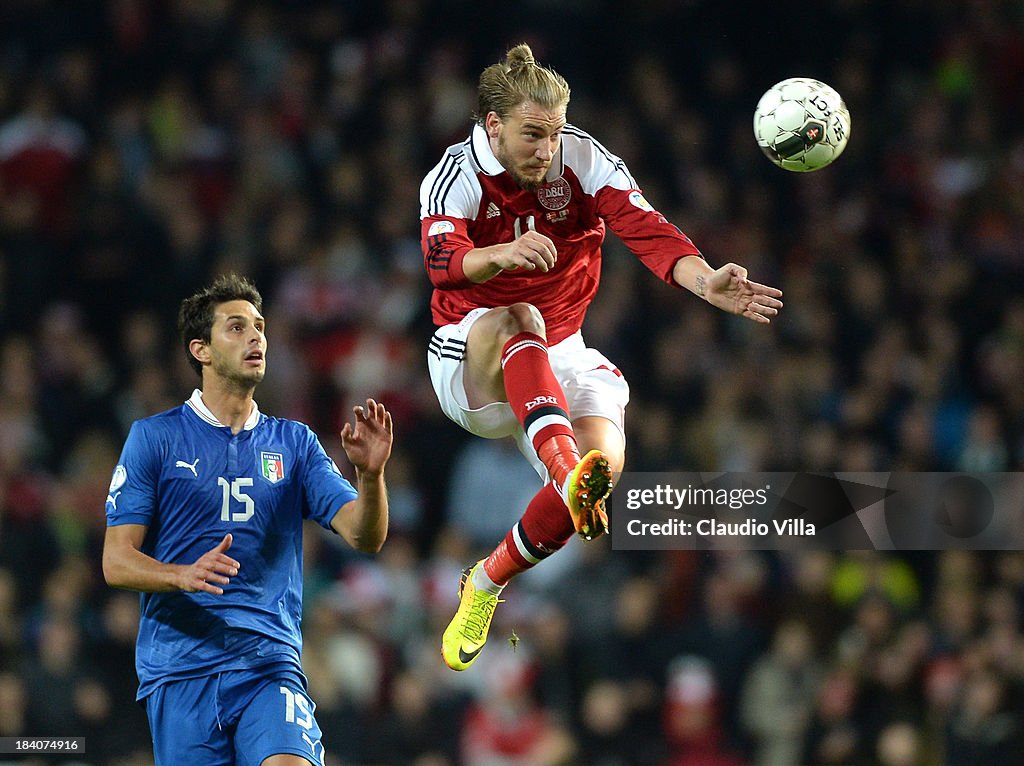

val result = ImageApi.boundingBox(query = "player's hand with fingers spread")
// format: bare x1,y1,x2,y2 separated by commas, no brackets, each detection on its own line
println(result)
180,533,240,595
341,398,394,477
492,230,558,273
704,263,784,323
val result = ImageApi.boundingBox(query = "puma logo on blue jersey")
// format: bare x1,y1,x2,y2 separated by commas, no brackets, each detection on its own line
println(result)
175,458,199,477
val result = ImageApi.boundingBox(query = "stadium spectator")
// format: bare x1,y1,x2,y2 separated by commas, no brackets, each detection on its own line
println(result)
444,437,540,548
943,669,1022,766
801,666,867,765
739,619,822,766
0,670,30,740
662,655,744,766
459,651,578,766
875,721,928,766
0,79,87,239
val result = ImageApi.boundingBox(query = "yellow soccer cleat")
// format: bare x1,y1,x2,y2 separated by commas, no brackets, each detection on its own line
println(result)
441,562,502,671
567,449,613,541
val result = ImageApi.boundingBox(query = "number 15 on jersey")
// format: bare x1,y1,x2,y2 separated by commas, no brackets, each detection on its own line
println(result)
218,477,254,522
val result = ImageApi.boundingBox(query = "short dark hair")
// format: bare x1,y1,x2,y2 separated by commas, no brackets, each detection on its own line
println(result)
178,274,263,377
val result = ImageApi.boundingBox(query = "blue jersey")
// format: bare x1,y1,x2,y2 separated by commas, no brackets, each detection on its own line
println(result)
106,390,358,700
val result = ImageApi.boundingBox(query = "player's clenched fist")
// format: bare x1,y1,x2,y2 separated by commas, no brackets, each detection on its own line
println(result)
495,230,558,272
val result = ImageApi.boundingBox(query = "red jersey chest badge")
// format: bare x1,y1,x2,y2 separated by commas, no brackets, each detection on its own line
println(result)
537,177,571,211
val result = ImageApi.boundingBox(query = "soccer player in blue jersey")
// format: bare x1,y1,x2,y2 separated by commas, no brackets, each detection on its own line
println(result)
102,274,393,766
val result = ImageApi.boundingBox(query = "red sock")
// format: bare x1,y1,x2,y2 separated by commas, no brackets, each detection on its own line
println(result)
483,482,575,585
501,332,579,487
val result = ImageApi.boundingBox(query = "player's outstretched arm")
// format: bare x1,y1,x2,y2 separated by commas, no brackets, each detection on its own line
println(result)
673,255,783,323
103,526,240,595
334,398,393,553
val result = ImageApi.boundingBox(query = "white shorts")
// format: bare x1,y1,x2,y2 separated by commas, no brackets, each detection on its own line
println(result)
427,308,630,479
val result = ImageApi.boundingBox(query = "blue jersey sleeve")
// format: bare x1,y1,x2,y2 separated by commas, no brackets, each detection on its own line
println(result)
106,421,161,527
300,428,358,531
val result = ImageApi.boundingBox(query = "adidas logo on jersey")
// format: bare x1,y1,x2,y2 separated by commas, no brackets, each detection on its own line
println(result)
485,202,500,219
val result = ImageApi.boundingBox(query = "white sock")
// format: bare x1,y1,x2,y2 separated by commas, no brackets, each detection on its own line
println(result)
472,564,504,595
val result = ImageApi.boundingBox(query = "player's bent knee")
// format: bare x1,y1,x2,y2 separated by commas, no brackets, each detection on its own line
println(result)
500,302,546,340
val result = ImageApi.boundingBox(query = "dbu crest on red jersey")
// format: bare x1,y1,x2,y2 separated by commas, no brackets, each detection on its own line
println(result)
537,177,571,210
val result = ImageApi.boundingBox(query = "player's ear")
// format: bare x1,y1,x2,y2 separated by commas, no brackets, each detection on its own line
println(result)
189,338,210,366
485,111,502,139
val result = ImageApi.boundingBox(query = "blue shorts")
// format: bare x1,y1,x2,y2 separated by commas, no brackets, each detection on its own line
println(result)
144,669,325,766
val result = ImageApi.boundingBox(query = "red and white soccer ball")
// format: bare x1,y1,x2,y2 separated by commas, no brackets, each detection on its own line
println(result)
753,77,851,172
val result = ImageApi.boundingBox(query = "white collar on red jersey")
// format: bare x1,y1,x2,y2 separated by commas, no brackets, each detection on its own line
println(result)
471,124,565,183
472,124,505,176
186,388,261,431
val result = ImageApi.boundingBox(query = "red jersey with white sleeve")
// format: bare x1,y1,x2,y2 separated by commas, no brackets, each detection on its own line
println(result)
420,123,703,345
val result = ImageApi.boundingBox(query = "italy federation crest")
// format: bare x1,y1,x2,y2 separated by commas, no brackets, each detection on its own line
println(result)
261,452,285,483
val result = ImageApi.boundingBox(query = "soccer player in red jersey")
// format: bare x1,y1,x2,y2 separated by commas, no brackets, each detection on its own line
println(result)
422,43,783,670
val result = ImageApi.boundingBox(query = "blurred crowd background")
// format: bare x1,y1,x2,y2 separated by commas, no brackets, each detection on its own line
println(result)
0,1,1022,765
